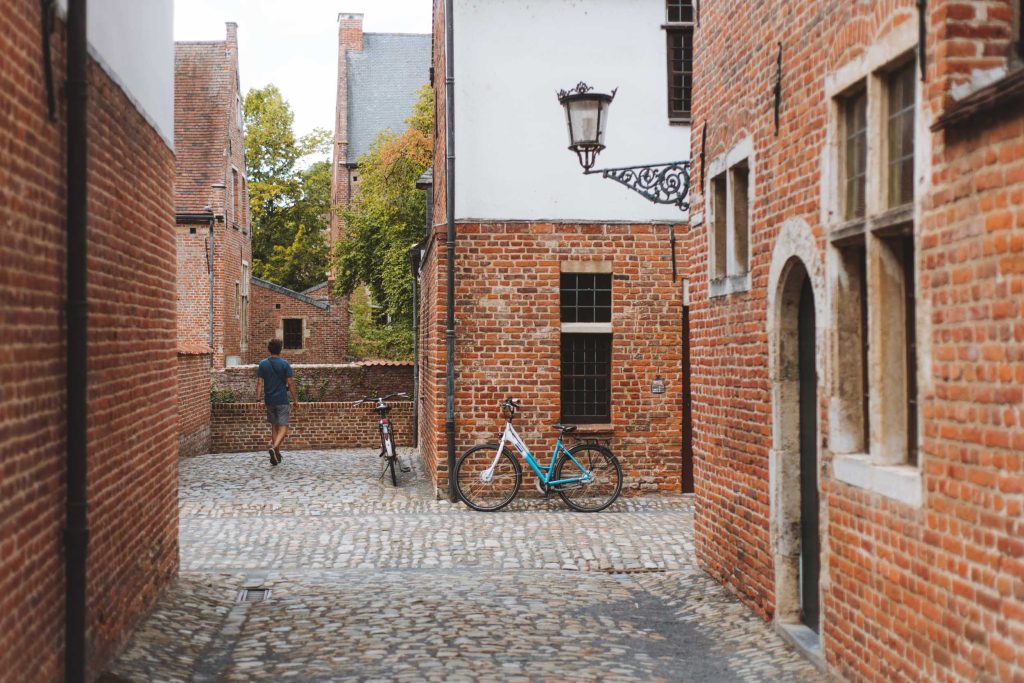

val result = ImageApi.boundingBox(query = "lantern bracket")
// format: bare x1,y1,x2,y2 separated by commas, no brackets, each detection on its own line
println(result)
584,161,692,212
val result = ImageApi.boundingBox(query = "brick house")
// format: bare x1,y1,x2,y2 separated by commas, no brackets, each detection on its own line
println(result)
330,13,431,262
419,0,692,498
175,23,252,369
688,0,1024,679
244,277,349,364
1,1,179,679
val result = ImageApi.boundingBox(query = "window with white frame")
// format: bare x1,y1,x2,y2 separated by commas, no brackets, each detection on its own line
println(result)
560,266,612,424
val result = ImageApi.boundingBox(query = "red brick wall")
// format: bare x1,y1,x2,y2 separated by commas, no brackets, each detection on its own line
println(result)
691,0,1024,680
174,25,252,368
419,221,685,496
213,362,412,402
211,401,413,452
245,279,349,365
177,350,212,457
0,5,179,680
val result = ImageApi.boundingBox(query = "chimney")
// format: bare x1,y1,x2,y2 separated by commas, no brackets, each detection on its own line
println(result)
338,12,363,53
225,22,238,48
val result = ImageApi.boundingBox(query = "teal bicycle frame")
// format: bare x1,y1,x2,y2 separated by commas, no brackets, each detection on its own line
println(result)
482,420,594,487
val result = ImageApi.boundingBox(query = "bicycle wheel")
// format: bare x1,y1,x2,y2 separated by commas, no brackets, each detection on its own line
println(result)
455,444,521,511
383,435,399,487
553,444,623,512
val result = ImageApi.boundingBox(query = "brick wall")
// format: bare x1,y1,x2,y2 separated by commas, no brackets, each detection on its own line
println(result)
177,349,212,457
213,362,412,402
174,25,252,368
691,0,1024,680
245,278,349,365
418,221,685,496
211,401,413,452
0,4,179,679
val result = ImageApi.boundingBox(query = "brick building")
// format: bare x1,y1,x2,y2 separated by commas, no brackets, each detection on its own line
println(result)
244,277,349,364
688,0,1024,679
1,1,179,679
175,23,252,369
330,13,430,260
419,0,692,497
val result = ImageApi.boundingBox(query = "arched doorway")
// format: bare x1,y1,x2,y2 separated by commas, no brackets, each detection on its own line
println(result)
768,252,821,636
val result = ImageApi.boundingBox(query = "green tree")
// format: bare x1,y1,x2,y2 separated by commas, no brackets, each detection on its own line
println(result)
243,84,331,291
333,84,433,359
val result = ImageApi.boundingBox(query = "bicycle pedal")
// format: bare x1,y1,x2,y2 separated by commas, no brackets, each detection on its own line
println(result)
400,465,411,473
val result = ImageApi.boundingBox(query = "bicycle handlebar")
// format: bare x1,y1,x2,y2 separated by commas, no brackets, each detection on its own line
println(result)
355,392,409,405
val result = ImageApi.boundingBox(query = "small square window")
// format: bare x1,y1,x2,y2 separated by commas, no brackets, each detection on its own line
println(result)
560,273,612,323
283,318,303,349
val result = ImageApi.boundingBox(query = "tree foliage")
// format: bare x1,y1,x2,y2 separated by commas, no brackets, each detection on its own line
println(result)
243,84,332,292
333,84,433,359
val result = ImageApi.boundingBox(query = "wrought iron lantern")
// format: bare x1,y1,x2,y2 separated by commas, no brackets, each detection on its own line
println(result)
556,81,691,213
557,82,616,172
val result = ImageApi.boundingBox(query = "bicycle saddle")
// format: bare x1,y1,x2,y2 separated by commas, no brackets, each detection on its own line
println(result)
553,424,577,433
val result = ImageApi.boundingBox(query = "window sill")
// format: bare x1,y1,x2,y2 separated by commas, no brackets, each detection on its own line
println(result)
832,453,922,507
669,117,692,126
829,218,866,246
870,204,914,236
708,273,751,298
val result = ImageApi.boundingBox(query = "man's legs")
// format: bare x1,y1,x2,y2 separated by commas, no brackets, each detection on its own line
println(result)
272,425,288,450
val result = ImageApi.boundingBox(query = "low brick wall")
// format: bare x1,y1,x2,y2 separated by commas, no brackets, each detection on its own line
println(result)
211,401,413,452
212,362,412,403
177,349,212,457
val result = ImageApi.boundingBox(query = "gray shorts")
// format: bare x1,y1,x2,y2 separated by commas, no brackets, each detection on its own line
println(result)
266,403,290,426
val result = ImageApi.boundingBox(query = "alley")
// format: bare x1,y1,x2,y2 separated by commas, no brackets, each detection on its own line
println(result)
105,450,823,682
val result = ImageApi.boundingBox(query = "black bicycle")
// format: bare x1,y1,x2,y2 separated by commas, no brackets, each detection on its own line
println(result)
356,392,410,486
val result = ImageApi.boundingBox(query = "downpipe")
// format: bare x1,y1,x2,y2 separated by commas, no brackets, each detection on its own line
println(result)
444,0,457,503
65,0,89,681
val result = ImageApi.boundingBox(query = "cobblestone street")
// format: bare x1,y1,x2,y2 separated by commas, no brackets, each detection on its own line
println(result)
105,450,824,682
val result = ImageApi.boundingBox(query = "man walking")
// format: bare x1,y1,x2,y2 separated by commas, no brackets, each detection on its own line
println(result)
255,338,298,465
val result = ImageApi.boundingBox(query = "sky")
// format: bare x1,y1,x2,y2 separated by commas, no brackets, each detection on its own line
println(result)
173,0,432,140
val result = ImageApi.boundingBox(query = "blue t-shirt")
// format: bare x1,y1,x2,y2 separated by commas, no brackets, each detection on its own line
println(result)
257,357,293,406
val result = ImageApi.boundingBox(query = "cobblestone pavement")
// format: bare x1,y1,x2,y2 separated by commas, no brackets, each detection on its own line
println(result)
105,450,825,682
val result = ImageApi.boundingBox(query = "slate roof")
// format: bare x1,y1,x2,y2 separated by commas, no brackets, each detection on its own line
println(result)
252,277,330,311
174,41,232,213
347,33,431,162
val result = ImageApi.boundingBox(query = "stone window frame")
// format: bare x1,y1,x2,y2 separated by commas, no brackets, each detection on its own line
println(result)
240,261,250,352
823,20,927,508
706,137,754,298
559,261,613,426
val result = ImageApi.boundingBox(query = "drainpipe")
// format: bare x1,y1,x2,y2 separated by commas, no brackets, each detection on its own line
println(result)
409,243,421,448
65,0,88,680
444,0,457,502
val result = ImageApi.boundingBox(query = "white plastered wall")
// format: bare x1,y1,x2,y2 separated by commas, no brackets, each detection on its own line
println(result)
453,0,691,222
57,0,175,148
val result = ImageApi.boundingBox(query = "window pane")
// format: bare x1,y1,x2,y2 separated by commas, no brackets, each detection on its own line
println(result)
667,0,694,22
667,28,693,118
560,334,612,423
843,90,867,220
283,319,303,349
560,273,612,323
887,62,915,208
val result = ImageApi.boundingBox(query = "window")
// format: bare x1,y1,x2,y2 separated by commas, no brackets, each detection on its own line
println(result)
283,318,303,349
711,174,727,279
708,150,752,290
231,169,240,225
560,271,612,424
828,53,920,484
842,89,868,221
240,262,249,351
886,61,916,208
665,0,695,121
234,282,240,317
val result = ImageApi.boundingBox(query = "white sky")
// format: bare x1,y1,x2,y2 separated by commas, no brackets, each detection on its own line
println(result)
173,0,432,140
